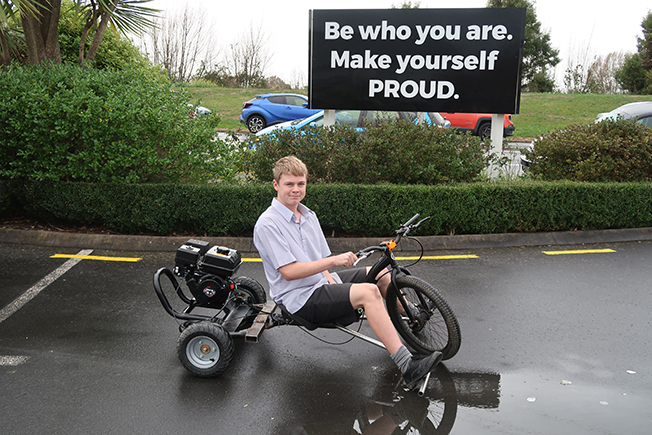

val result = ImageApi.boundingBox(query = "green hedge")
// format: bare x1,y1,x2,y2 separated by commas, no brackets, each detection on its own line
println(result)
0,64,234,183
3,180,651,237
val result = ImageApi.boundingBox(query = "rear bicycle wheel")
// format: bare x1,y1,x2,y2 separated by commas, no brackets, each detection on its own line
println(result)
386,275,461,360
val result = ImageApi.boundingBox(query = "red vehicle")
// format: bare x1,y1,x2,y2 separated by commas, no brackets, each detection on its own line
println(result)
440,112,515,138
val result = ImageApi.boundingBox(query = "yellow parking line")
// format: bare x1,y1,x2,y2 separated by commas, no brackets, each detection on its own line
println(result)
242,258,262,262
51,254,142,262
396,255,479,260
542,249,616,255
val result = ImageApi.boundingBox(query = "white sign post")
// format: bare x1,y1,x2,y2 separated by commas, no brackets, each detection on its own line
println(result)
324,109,336,126
489,113,504,178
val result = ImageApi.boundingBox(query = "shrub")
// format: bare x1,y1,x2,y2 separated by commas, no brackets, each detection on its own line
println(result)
0,64,237,183
241,121,487,184
5,180,652,236
524,119,652,181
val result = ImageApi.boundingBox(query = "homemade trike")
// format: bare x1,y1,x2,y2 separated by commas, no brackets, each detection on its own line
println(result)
153,214,461,391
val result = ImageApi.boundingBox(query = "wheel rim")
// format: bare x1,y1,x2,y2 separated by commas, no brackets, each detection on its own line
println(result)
186,335,220,368
248,116,264,132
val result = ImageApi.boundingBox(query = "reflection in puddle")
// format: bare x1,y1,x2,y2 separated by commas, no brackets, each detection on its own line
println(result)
274,365,501,435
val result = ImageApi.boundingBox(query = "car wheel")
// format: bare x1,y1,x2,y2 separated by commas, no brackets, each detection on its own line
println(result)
247,115,266,133
478,122,491,139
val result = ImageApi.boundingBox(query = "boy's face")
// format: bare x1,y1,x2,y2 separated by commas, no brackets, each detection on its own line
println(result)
273,173,307,210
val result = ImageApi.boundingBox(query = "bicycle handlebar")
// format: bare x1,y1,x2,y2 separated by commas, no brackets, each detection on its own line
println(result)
396,214,431,242
403,213,421,228
353,214,430,263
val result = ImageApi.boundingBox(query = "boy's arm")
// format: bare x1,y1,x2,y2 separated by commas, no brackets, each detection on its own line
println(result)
278,252,358,282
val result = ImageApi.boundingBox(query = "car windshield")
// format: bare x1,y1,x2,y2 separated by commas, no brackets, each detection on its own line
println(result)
428,112,446,126
596,111,632,122
300,110,364,129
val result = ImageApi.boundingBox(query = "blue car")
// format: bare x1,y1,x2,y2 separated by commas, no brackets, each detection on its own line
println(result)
239,93,321,133
256,110,450,136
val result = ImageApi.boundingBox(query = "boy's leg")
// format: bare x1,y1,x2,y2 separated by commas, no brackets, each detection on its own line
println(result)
349,282,442,387
349,282,403,354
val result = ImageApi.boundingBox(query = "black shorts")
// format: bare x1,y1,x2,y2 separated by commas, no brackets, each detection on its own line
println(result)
294,267,368,326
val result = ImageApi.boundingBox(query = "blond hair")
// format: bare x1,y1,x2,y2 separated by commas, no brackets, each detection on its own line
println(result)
273,156,308,183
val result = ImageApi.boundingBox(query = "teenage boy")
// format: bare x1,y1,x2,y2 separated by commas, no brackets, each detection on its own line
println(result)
253,156,441,388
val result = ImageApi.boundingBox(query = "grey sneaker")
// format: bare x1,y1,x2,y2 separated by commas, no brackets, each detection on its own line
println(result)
402,351,443,389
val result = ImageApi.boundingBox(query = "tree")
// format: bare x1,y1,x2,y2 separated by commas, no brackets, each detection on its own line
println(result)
615,11,652,94
59,0,150,70
638,11,652,70
0,1,28,65
0,0,158,66
142,3,215,82
586,52,626,94
20,0,62,64
487,0,560,92
221,23,271,88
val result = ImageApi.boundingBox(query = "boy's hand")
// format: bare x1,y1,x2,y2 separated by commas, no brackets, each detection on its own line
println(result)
332,252,358,268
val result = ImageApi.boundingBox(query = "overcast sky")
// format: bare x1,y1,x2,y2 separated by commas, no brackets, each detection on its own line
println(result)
146,0,651,87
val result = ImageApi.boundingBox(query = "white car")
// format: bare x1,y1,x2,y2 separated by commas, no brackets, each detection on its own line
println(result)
256,110,449,136
595,102,652,128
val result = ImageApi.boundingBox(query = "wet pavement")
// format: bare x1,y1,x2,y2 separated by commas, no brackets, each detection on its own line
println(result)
1,238,651,434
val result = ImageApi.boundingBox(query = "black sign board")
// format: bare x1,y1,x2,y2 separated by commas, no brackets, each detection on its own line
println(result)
309,8,526,114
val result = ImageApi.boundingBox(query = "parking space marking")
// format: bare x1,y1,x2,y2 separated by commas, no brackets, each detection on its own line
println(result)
542,249,616,255
0,249,93,324
50,253,142,262
396,255,479,260
0,356,30,366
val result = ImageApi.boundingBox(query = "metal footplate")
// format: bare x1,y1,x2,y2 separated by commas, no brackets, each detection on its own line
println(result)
245,300,277,343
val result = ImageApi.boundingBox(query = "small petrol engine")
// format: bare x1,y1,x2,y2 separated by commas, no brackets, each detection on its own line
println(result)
173,239,242,308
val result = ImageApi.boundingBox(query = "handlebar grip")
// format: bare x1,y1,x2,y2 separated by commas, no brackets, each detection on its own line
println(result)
403,213,420,227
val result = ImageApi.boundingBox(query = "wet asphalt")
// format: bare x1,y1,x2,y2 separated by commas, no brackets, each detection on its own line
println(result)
1,229,652,434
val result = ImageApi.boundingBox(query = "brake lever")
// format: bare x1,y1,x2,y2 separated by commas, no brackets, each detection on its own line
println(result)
353,252,370,267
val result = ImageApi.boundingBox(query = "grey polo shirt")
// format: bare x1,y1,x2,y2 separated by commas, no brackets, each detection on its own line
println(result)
253,199,337,314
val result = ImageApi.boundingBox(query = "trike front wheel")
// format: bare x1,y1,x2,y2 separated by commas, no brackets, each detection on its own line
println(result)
386,276,461,360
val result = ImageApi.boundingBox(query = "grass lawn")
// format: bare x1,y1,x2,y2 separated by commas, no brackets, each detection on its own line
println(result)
182,82,652,140
515,93,652,139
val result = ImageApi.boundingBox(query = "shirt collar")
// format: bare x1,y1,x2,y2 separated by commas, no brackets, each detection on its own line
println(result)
271,198,311,223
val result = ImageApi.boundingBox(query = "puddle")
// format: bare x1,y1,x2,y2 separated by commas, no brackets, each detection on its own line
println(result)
269,365,651,435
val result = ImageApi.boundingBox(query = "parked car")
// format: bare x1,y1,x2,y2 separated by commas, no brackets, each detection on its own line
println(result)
256,110,449,136
595,102,652,127
239,93,321,133
188,104,212,118
440,112,515,138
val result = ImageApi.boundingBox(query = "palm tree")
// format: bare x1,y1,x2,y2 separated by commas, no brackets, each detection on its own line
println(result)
0,0,158,65
76,0,159,64
0,0,43,65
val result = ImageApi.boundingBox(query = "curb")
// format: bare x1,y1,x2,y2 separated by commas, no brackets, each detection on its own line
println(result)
2,227,652,253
